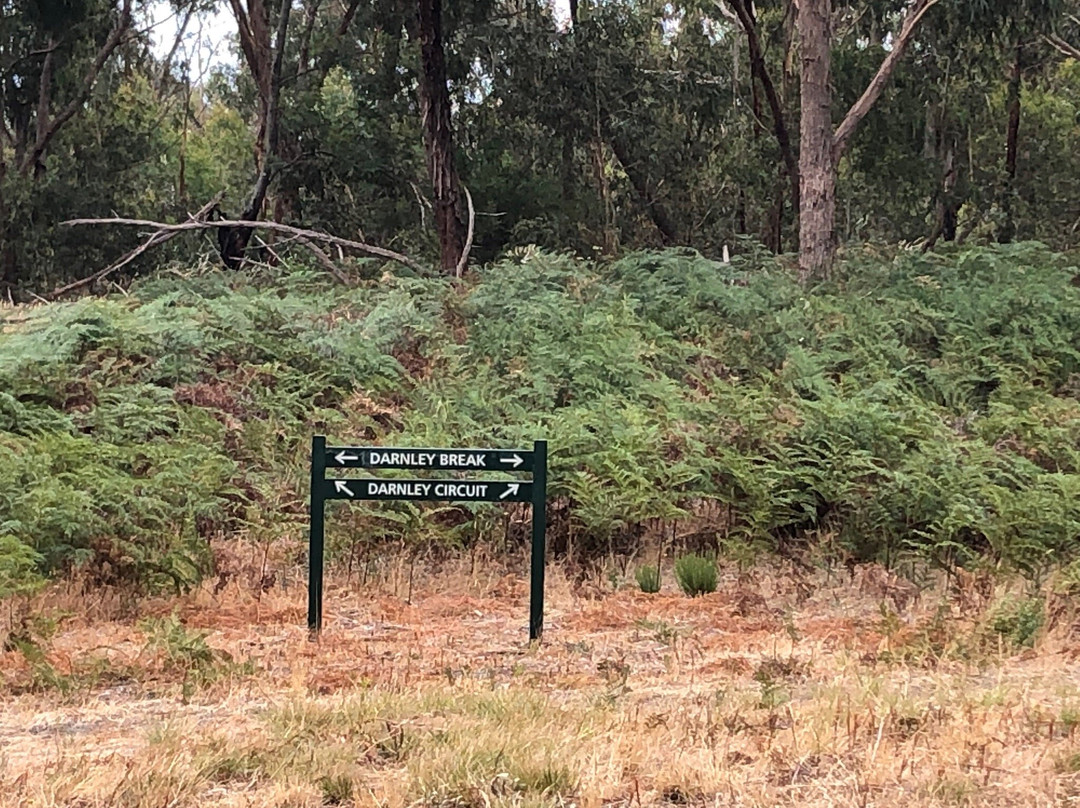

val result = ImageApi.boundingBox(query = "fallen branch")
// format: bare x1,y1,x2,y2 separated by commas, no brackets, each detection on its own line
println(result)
298,237,351,285
1046,33,1080,61
454,184,475,280
48,193,224,300
61,215,426,274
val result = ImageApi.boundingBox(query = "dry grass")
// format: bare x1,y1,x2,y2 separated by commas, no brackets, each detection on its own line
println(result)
3,556,1080,807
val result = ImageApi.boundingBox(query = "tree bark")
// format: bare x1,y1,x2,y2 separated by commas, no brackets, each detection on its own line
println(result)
798,0,940,280
417,0,467,273
227,0,274,166
797,0,834,281
218,0,291,268
999,42,1022,244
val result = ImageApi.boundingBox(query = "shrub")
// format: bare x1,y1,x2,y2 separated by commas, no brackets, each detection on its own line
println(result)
988,597,1044,649
635,565,661,593
675,554,717,597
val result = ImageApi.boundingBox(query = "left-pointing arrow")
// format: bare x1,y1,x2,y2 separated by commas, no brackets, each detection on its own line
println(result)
334,481,355,497
499,483,520,500
334,451,359,465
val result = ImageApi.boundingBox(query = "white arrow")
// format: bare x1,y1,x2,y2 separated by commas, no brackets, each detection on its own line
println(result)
334,481,355,497
334,451,359,465
498,454,524,468
499,483,520,500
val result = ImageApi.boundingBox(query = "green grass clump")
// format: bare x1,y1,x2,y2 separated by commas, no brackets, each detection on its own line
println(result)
988,597,1045,649
675,555,717,597
635,565,661,593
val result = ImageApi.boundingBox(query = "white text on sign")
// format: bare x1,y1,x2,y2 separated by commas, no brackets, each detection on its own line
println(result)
366,451,488,468
366,481,493,498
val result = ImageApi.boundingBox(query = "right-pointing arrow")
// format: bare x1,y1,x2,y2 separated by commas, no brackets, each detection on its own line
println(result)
500,483,520,500
499,453,524,468
334,481,355,497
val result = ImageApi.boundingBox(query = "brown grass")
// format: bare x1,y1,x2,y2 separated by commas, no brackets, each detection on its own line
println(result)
2,556,1080,807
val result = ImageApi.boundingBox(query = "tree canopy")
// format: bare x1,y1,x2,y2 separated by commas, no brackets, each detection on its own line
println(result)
3,0,1080,295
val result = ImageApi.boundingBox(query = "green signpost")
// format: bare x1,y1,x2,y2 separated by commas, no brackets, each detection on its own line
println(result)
307,436,548,641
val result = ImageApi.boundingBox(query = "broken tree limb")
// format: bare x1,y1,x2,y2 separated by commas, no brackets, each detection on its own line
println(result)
453,185,475,280
1046,34,1080,62
60,215,427,274
297,237,351,285
47,193,224,300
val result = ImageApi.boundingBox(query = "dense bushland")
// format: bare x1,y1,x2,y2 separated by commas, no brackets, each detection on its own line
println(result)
2,243,1080,594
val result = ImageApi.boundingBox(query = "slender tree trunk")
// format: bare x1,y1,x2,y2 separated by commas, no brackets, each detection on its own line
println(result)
730,0,799,223
999,42,1022,244
797,0,835,281
0,159,16,296
607,131,679,245
218,0,290,267
417,0,466,273
562,134,575,206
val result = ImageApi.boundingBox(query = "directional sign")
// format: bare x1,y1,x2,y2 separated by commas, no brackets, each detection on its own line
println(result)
326,447,533,472
324,478,531,503
308,436,548,643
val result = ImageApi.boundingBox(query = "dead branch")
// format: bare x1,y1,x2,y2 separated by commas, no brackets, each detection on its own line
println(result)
61,215,426,273
298,238,351,285
454,185,475,280
47,193,224,300
1046,34,1080,62
158,0,197,88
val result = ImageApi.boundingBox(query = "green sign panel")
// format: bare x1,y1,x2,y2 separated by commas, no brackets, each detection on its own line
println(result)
324,478,532,502
307,437,547,642
327,447,534,472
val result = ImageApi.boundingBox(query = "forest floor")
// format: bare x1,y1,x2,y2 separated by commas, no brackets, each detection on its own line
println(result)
3,557,1080,808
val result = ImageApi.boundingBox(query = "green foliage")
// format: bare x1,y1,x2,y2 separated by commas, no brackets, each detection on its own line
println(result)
141,615,220,671
674,555,718,597
3,245,1080,595
317,774,355,805
988,597,1045,648
0,535,44,598
635,565,661,594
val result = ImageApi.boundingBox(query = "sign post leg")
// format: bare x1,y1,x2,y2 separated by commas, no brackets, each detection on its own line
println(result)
308,435,327,636
529,440,547,642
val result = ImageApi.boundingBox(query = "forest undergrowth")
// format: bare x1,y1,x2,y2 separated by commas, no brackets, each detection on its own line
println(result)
2,242,1080,603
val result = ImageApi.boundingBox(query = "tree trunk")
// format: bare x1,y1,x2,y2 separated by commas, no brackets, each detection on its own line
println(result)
417,0,466,273
999,42,1022,244
0,159,16,296
608,130,679,246
218,0,291,267
730,0,799,224
18,0,133,178
797,0,835,281
797,0,940,280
